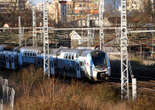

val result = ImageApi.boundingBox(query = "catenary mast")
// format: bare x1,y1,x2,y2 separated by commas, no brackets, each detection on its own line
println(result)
120,0,129,99
43,0,50,75
99,0,104,50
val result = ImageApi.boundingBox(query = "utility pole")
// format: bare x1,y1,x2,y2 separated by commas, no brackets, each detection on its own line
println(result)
99,0,104,50
18,16,22,46
87,14,92,47
120,0,129,99
32,6,37,47
43,0,50,76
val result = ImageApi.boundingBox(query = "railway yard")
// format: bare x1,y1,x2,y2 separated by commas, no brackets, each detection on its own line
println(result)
0,26,155,110
0,51,155,110
0,0,155,110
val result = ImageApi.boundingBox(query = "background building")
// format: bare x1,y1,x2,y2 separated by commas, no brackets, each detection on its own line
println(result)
127,0,144,11
42,0,100,24
68,0,98,21
126,0,155,12
0,0,18,13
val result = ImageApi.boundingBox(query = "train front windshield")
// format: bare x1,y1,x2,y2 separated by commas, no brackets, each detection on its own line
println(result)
91,51,107,67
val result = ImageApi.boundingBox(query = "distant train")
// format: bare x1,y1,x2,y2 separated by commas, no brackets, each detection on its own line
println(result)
0,45,111,81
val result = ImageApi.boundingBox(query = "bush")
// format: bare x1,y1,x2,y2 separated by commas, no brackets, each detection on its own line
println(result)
6,66,155,110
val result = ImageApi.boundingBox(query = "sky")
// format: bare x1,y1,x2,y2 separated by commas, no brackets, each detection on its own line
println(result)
29,0,52,4
30,0,113,4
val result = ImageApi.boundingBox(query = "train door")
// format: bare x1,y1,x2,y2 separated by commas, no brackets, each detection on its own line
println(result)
76,63,81,78
18,53,23,66
86,54,93,78
11,55,15,69
0,53,4,68
5,52,10,69
106,54,111,76
11,53,17,70
35,56,43,67
50,59,55,76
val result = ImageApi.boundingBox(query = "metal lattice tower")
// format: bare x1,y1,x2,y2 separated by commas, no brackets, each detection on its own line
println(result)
43,0,50,75
32,7,37,47
121,0,129,99
18,16,22,46
99,0,104,50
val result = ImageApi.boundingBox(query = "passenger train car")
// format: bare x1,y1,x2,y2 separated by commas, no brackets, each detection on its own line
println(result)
51,48,111,81
0,45,111,81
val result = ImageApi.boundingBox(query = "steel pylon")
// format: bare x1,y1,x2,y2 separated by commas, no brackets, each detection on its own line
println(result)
43,0,50,76
32,7,37,47
121,0,129,99
99,0,104,50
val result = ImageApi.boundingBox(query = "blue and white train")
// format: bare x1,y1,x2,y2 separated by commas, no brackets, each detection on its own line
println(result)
0,45,111,81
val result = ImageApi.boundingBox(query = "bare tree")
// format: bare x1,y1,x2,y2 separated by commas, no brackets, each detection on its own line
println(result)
0,0,32,27
144,0,153,17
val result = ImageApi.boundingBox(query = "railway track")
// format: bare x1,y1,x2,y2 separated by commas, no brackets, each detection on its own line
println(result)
108,73,155,94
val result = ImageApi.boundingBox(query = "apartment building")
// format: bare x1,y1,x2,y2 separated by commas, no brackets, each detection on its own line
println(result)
0,0,29,14
69,0,99,21
126,0,144,11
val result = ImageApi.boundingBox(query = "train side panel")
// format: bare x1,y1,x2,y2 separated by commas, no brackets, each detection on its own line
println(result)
53,58,82,78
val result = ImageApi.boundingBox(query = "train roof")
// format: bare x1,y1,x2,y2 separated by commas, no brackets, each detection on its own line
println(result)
19,47,42,53
50,47,105,57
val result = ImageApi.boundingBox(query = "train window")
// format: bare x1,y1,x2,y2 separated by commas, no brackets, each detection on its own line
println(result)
69,55,71,59
12,57,14,62
33,53,36,56
79,61,83,66
72,56,74,60
76,54,78,58
79,62,82,66
92,52,106,66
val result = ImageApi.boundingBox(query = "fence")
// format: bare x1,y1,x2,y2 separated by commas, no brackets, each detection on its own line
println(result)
0,77,15,110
